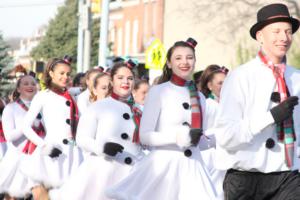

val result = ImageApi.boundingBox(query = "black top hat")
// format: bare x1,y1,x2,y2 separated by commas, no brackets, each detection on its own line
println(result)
126,59,137,69
186,38,197,48
63,55,73,64
250,3,299,39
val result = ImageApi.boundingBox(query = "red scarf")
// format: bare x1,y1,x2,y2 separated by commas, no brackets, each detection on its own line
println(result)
258,50,295,168
0,121,6,143
111,92,142,144
16,99,45,154
50,86,79,139
171,74,203,129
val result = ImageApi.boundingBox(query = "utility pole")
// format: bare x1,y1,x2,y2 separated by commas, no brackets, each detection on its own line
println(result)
76,0,84,72
98,0,110,68
82,0,92,72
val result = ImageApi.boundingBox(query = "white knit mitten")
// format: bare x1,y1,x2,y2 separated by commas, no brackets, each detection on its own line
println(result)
176,126,191,149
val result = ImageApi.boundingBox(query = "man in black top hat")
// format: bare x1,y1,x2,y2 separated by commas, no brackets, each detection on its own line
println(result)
214,3,300,200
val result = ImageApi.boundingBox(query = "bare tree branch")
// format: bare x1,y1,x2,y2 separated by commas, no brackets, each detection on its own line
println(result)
285,0,300,18
176,0,299,44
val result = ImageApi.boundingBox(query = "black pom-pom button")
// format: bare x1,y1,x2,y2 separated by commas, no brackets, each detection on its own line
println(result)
124,157,132,165
182,102,190,110
66,119,71,125
121,133,129,140
184,149,192,157
123,113,130,120
36,113,42,119
182,122,190,126
270,92,280,103
265,138,275,149
62,139,68,145
66,101,71,106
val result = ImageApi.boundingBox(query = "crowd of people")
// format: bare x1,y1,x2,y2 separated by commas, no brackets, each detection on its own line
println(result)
0,3,300,200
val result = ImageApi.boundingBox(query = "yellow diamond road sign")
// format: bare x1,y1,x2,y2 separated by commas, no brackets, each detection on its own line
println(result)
145,39,166,70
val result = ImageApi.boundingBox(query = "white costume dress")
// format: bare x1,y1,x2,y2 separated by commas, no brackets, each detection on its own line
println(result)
0,118,7,161
0,99,7,160
49,96,144,200
21,90,83,189
107,81,217,200
0,100,36,197
77,89,91,116
201,98,226,200
215,57,300,172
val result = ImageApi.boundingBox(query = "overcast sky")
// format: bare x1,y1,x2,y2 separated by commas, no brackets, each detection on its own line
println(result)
0,0,64,39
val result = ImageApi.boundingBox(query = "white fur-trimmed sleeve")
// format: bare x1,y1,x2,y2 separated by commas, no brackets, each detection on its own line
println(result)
2,104,23,142
76,105,102,155
140,86,189,147
214,69,274,151
22,92,46,147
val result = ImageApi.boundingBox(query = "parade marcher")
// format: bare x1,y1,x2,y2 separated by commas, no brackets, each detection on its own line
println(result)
193,70,203,91
0,98,7,160
49,60,144,200
21,57,83,199
199,65,228,103
215,3,300,199
89,72,111,103
0,75,40,199
107,38,217,200
68,72,86,101
132,79,149,111
72,72,86,88
198,64,228,199
77,68,102,115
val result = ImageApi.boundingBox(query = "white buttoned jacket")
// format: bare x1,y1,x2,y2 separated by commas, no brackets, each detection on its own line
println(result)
76,97,143,163
139,81,213,150
22,90,75,148
2,102,31,150
214,57,300,172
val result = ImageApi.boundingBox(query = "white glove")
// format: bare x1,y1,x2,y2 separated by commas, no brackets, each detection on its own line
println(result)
41,144,62,158
41,143,54,156
297,146,300,158
175,126,191,149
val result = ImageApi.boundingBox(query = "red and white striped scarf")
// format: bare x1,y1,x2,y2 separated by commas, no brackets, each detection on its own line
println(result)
16,98,45,154
258,50,296,168
170,74,203,129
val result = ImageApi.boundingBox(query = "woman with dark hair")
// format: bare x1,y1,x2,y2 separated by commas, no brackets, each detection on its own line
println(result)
21,57,83,199
68,72,86,100
49,60,144,200
72,72,86,88
107,38,217,200
199,64,228,101
0,75,40,199
199,64,228,199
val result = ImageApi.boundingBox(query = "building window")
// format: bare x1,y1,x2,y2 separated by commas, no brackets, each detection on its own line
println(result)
117,28,123,56
111,27,115,43
125,20,130,55
132,19,139,54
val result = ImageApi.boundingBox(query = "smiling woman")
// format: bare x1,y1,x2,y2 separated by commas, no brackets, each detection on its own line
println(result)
48,60,145,200
107,38,218,200
0,75,39,199
21,57,83,199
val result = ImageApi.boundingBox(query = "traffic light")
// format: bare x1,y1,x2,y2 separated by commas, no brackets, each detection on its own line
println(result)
91,0,101,14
